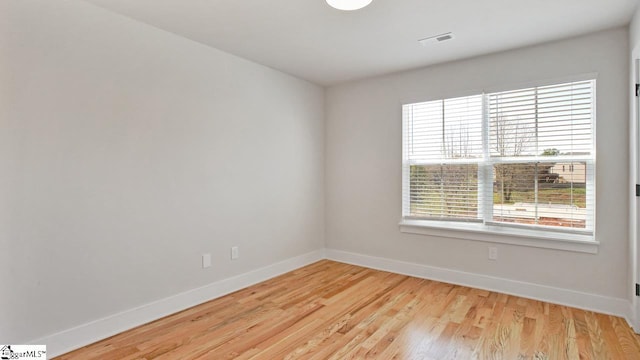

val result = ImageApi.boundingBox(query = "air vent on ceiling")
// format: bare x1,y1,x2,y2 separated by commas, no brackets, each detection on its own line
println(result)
418,32,455,46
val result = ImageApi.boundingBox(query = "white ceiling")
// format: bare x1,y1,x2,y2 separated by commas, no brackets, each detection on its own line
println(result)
84,0,638,86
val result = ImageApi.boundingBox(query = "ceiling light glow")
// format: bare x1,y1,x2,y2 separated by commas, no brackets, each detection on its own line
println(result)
326,0,372,11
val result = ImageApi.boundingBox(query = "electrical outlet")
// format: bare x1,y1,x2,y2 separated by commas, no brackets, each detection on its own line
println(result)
231,246,239,260
488,247,498,261
202,253,211,268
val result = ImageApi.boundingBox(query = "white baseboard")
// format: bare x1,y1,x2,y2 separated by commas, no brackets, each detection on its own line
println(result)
32,249,325,358
325,248,630,321
629,301,639,333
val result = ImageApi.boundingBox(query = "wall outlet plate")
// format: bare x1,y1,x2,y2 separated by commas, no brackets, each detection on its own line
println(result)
202,253,211,268
231,246,239,260
488,247,498,261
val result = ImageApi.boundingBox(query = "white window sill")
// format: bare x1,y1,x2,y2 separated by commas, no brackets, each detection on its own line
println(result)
399,219,598,254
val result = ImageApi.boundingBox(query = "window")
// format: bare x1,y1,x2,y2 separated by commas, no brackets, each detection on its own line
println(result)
402,79,595,239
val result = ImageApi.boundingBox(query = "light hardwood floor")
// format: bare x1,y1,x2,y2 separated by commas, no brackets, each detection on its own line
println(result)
57,260,640,359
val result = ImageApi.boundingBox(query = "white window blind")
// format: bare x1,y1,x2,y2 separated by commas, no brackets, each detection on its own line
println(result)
402,79,595,235
402,95,483,221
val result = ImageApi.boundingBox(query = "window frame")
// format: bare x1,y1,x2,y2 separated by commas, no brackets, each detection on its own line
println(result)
400,76,598,253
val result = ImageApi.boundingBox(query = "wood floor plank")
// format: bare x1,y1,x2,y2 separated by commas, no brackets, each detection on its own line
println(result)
55,260,640,360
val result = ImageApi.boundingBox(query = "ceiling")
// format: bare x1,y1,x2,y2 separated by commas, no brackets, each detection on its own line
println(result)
84,0,638,86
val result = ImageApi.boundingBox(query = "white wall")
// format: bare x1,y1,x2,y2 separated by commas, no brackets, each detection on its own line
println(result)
631,6,640,51
0,0,324,343
326,28,629,301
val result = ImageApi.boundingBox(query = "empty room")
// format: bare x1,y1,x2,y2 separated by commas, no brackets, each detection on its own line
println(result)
4,0,640,358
